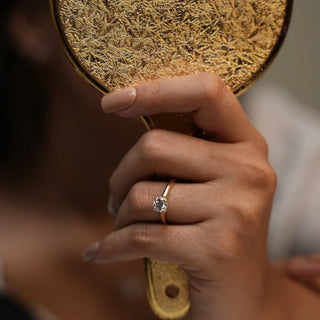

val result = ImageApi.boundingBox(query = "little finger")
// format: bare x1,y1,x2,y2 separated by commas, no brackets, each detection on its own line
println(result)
82,223,204,270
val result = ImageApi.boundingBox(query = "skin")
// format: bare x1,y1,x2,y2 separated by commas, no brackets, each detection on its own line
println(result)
273,255,320,294
1,3,319,320
83,73,320,319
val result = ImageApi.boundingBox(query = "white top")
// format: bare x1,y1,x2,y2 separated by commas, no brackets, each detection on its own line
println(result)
243,84,320,259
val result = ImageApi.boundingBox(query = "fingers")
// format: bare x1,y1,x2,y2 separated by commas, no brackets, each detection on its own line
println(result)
101,73,257,143
109,129,233,206
108,126,271,215
103,73,270,220
273,255,320,294
82,223,203,269
273,255,320,278
112,178,269,241
113,181,214,230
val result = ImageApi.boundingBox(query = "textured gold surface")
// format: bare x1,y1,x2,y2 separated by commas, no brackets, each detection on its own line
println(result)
50,1,292,319
51,0,292,95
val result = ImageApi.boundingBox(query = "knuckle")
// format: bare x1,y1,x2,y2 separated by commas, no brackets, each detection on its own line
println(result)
256,134,269,155
101,236,116,256
249,133,270,157
203,203,264,261
224,201,259,230
196,72,226,103
130,225,152,249
139,80,161,103
138,129,165,161
220,233,243,259
127,182,148,212
147,80,161,100
240,159,277,191
264,165,277,190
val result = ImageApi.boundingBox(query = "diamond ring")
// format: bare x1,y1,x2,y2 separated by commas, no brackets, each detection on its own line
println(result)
152,179,176,224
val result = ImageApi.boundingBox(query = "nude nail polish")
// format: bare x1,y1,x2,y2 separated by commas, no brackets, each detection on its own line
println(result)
101,87,136,113
82,241,100,262
108,194,118,219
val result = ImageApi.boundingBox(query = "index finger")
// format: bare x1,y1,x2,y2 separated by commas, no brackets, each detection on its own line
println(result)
101,72,257,143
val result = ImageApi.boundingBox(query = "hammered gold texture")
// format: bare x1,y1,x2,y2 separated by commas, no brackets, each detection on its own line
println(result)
53,0,291,94
145,259,190,319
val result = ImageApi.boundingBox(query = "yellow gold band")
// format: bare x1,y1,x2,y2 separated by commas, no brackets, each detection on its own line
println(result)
152,179,176,225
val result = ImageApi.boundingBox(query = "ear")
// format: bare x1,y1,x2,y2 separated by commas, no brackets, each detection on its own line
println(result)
7,4,52,64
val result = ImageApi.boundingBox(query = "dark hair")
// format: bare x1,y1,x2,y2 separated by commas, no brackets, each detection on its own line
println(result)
0,0,49,179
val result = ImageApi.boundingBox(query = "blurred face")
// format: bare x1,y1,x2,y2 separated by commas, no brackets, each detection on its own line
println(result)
7,2,146,214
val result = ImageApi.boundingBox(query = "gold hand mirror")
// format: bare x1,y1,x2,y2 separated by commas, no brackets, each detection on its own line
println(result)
50,0,292,318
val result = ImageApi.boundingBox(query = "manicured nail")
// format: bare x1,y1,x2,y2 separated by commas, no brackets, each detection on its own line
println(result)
108,194,118,219
101,87,136,113
82,241,100,262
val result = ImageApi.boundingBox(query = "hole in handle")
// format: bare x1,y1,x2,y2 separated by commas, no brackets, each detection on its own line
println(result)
165,284,180,299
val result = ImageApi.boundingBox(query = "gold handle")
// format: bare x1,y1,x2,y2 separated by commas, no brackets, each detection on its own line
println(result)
145,259,190,319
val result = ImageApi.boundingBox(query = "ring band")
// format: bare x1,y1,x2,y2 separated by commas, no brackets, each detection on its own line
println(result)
152,179,176,224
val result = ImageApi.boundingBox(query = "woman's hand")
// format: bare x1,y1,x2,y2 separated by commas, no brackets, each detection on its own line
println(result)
82,73,319,319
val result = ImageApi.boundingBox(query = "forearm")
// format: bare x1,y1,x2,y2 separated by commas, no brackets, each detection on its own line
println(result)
261,267,320,320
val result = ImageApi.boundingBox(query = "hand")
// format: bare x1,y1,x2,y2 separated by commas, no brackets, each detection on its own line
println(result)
82,73,277,319
273,255,320,294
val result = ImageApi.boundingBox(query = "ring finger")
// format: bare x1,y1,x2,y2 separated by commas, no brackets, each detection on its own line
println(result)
113,180,218,230
109,129,237,212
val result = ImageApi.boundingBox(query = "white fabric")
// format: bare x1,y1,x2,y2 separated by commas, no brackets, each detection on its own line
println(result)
243,84,320,259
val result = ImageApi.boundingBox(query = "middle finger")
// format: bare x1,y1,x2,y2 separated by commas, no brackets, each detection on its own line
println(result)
109,129,235,210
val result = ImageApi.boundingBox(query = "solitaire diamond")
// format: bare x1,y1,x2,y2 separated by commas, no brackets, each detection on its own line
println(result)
152,196,168,213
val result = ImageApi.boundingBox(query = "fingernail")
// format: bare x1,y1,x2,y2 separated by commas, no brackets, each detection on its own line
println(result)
108,194,118,219
82,241,100,262
101,87,136,113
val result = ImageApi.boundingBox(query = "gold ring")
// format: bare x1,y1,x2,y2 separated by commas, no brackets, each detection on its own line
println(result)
152,179,176,225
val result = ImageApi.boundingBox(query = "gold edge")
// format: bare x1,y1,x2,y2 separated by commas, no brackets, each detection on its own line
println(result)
49,0,108,96
236,0,294,96
141,116,156,131
144,258,157,313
